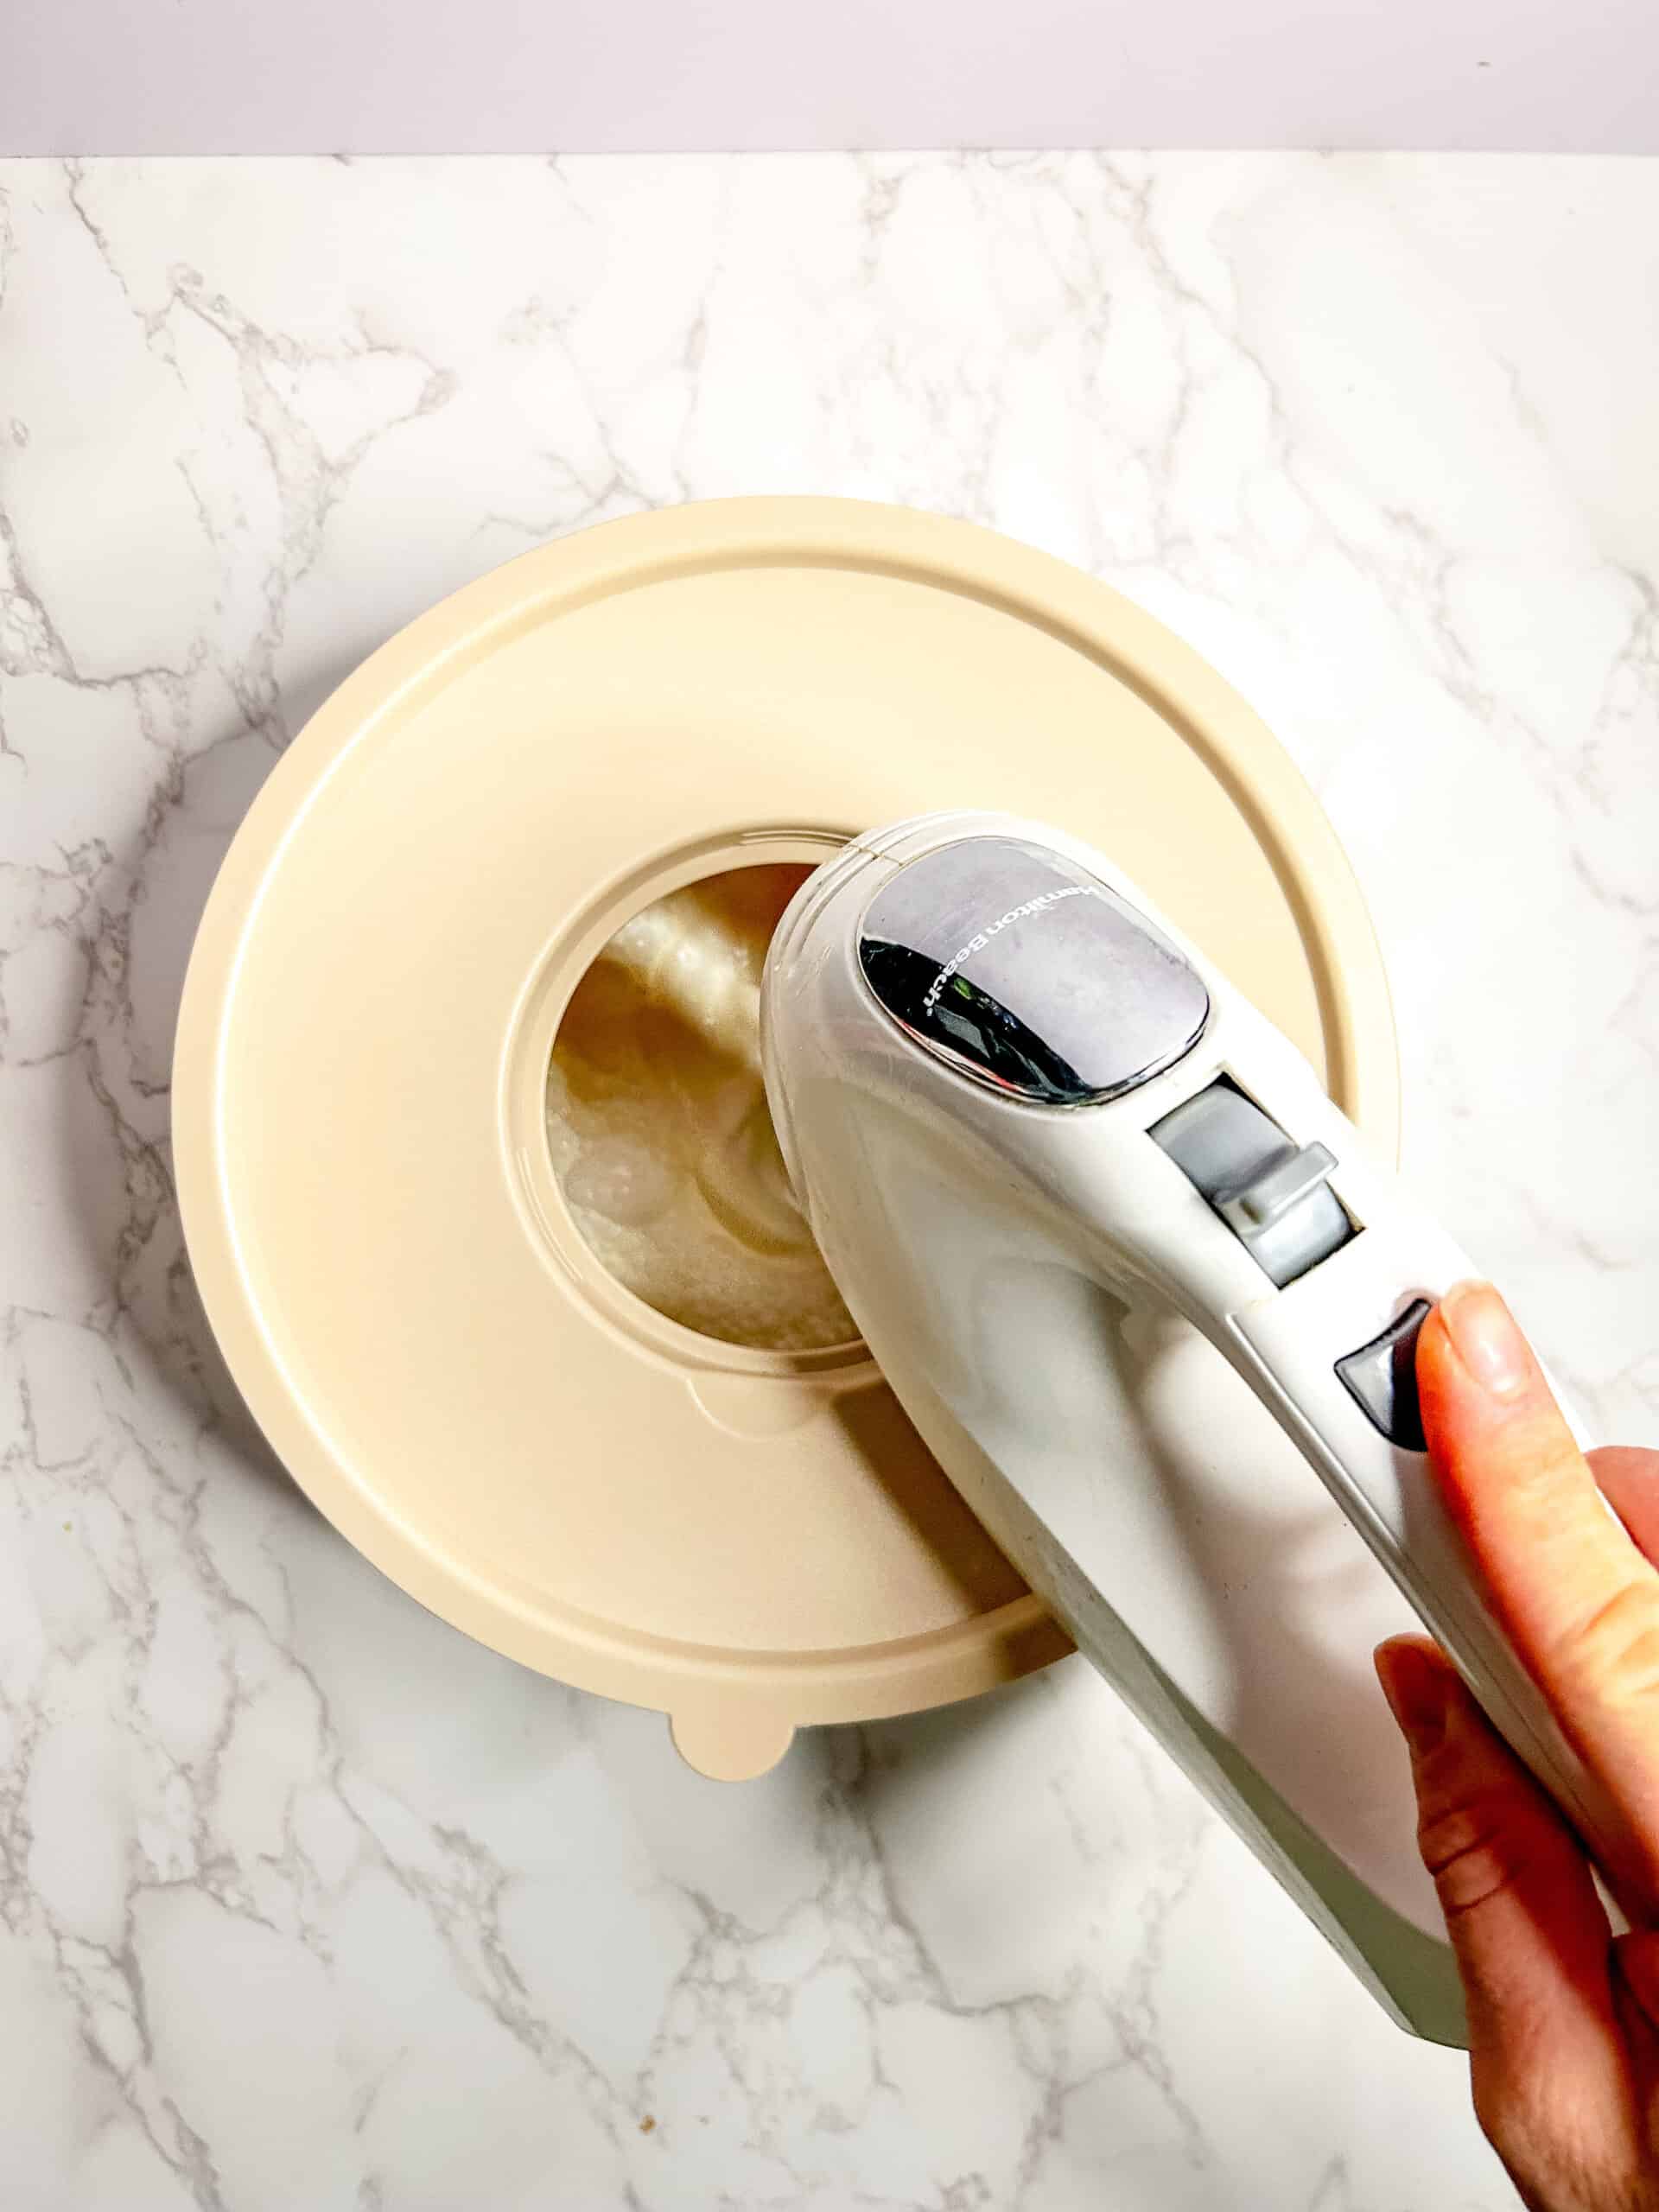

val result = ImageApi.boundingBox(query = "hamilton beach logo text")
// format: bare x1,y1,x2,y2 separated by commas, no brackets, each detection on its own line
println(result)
922,884,1100,1014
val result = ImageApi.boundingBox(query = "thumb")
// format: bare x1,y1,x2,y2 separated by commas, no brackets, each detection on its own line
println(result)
1376,1637,1637,2169
1416,1282,1659,1877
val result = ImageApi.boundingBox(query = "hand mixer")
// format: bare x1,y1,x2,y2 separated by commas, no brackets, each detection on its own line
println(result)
761,808,1609,2036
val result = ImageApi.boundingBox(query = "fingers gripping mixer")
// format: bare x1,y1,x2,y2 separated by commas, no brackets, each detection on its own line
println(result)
760,810,1600,2040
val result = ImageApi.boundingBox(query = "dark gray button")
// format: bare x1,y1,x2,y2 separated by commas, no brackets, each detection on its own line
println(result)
1335,1300,1433,1452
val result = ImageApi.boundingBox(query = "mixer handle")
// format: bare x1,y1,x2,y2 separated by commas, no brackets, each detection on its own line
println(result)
1147,1075,1630,1897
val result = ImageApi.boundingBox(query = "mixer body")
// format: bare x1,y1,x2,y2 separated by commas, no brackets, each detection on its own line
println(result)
761,811,1597,2044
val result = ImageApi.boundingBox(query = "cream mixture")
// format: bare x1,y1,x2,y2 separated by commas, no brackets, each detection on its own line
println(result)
547,865,857,1351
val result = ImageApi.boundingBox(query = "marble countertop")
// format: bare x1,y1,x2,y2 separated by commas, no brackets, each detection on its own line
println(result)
2,152,1656,2211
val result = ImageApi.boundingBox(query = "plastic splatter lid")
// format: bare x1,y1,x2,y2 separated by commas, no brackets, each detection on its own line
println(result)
174,499,1397,1778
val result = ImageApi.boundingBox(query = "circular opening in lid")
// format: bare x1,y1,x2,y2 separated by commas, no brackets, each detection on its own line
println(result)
500,826,871,1377
548,861,857,1353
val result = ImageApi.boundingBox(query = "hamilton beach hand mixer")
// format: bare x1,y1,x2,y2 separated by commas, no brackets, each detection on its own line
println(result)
761,809,1607,2042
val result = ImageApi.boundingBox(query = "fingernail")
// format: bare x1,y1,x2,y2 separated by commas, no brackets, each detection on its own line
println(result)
1440,1280,1531,1402
1376,1641,1452,1752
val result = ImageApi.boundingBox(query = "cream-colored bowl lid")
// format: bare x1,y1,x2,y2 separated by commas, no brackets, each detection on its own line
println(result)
174,499,1398,1780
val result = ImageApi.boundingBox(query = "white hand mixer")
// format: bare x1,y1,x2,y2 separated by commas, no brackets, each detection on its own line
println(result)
761,810,1610,2041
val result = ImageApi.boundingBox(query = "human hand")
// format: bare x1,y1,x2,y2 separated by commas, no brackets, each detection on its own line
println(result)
1376,1281,1659,2212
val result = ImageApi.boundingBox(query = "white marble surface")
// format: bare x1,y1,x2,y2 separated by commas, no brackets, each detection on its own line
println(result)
1,152,1656,2210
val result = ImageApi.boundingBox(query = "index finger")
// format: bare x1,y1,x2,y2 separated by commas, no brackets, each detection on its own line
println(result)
1420,1281,1659,1885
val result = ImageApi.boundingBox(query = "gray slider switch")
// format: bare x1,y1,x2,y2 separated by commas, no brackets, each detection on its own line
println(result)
1217,1141,1338,1235
1335,1299,1434,1452
1151,1083,1353,1287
